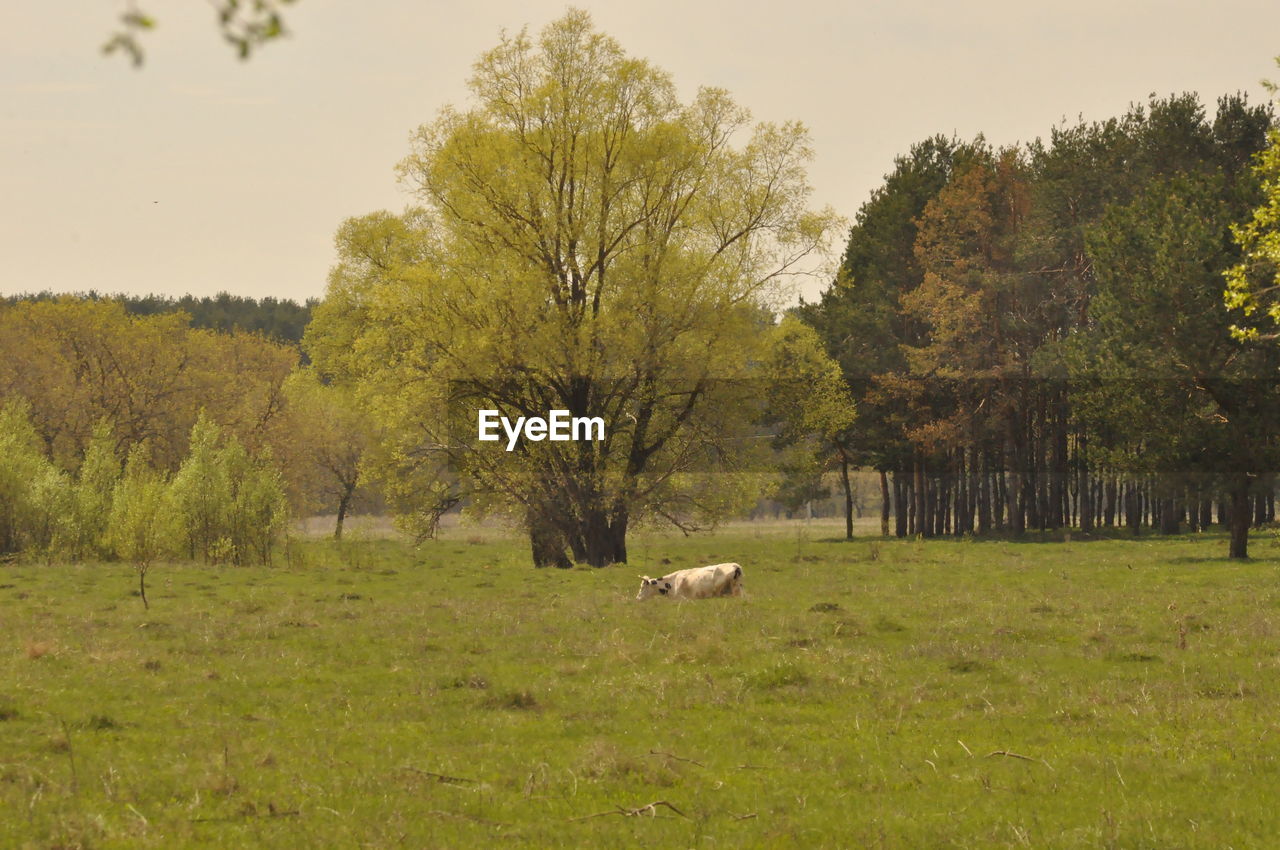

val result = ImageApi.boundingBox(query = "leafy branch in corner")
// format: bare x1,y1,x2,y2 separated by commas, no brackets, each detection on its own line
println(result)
103,0,297,67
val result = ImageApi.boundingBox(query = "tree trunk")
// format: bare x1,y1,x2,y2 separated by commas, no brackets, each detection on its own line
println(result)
582,505,628,566
1124,480,1141,536
334,486,353,541
878,469,890,537
1104,476,1117,527
913,454,926,537
893,471,908,538
1159,497,1180,535
528,507,572,568
977,449,992,534
839,452,854,540
1229,474,1252,559
607,505,628,565
1007,470,1024,536
1078,436,1092,533
994,461,1006,531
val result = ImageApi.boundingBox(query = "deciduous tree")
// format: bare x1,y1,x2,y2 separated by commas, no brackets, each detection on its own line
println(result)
308,10,839,566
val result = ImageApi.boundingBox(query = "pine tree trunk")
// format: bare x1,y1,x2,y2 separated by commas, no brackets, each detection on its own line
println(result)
913,455,926,537
1007,470,1024,536
879,469,890,537
1125,481,1141,536
978,449,992,534
893,470,908,538
1104,476,1117,527
1159,496,1179,535
1229,474,1252,559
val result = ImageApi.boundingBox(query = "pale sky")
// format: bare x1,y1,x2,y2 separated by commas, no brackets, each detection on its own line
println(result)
3,1,1278,305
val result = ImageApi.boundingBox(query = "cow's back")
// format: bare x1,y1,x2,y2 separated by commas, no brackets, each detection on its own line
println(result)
671,562,743,599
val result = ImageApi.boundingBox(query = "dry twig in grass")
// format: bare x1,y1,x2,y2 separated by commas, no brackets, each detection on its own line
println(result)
571,800,689,821
399,766,477,785
986,750,1053,769
648,749,706,767
426,809,510,828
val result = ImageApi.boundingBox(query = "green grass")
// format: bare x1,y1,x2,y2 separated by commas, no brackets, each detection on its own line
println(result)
4,525,1280,847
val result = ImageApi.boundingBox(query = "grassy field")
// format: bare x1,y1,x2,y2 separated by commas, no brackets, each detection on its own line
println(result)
4,522,1280,848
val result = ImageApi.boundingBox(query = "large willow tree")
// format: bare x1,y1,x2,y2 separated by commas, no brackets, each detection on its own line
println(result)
306,10,840,566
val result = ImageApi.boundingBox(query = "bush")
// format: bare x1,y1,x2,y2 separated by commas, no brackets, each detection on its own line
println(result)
0,402,62,556
109,445,174,569
168,413,288,565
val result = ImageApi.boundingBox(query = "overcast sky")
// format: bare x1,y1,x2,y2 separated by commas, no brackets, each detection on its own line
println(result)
3,1,1278,305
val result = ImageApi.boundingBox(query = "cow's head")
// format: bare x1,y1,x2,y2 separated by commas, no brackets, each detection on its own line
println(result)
636,575,674,600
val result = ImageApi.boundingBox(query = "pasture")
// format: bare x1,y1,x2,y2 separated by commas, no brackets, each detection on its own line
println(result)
3,522,1280,848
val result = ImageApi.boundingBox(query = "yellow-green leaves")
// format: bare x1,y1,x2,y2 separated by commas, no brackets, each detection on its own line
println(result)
1225,128,1280,341
309,10,840,564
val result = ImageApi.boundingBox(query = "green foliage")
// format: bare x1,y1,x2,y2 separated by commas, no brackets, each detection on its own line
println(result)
274,369,374,538
108,444,173,569
799,135,978,471
102,0,297,67
68,422,122,561
225,444,289,566
763,316,857,511
168,414,288,565
24,465,74,560
0,402,60,556
800,91,1276,550
308,10,840,565
167,415,229,563
0,406,287,566
1077,159,1280,480
0,297,298,472
1,407,122,562
1225,127,1280,340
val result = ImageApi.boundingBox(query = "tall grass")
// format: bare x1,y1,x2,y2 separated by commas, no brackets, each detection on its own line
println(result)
2,526,1279,847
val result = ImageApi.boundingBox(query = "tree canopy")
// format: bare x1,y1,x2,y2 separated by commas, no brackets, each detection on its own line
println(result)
307,9,841,565
802,92,1279,557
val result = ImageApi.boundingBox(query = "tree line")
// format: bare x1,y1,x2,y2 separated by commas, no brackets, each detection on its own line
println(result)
0,297,374,567
799,92,1280,558
3,291,314,345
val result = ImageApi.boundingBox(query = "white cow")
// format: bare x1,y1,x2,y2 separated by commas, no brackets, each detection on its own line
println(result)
636,563,744,600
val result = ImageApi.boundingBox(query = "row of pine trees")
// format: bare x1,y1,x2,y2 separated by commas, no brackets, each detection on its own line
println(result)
800,93,1280,557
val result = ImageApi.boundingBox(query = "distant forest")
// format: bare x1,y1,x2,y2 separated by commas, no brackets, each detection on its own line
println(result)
800,92,1280,558
2,291,314,345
